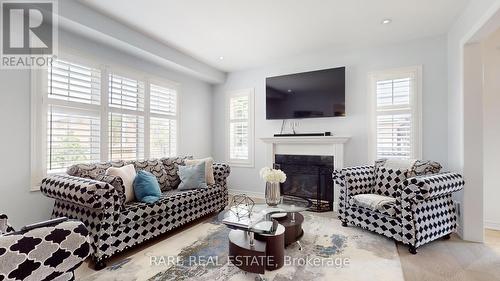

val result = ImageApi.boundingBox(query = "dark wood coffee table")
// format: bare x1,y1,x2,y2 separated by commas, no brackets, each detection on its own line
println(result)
229,224,285,274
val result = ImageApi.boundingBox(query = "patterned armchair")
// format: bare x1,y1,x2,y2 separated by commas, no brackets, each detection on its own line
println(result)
333,160,464,254
0,214,90,280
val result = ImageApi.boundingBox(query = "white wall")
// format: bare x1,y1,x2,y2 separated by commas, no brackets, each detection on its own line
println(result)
447,0,500,242
482,29,500,230
0,30,214,229
213,36,449,196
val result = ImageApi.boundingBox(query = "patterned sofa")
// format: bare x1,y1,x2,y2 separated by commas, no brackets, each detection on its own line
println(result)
0,214,90,280
333,160,464,254
40,157,230,269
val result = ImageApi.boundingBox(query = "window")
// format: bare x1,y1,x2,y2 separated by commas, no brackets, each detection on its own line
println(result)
369,66,422,160
226,89,254,167
32,57,179,186
149,83,178,159
46,59,102,172
108,74,145,161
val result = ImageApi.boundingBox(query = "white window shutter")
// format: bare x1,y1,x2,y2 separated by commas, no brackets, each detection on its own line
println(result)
109,74,145,111
227,90,254,166
48,60,101,105
373,68,420,160
109,112,145,161
46,60,102,173
149,83,178,158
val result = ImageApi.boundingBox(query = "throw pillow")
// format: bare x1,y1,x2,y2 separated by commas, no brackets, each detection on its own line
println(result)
184,157,215,185
133,171,162,204
106,164,137,203
408,160,442,177
177,162,206,190
374,167,408,198
128,159,169,190
94,174,126,206
160,156,193,191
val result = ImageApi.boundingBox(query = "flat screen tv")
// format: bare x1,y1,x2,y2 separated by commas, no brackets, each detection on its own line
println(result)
266,67,345,120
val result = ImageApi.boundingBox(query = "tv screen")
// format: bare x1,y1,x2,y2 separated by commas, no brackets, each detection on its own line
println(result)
266,67,345,120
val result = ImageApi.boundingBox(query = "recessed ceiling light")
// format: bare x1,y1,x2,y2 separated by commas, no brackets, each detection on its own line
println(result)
219,56,224,60
287,89,292,93
381,19,392,25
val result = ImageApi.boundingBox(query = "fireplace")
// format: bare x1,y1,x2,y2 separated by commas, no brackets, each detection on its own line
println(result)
274,154,334,212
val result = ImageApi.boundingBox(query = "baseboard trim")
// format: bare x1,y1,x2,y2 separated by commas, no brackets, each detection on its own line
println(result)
484,220,500,230
228,189,265,199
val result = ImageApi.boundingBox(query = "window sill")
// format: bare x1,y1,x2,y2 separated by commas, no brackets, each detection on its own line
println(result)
228,162,254,168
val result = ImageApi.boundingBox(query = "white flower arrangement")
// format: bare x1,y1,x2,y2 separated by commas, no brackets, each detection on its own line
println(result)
259,167,287,183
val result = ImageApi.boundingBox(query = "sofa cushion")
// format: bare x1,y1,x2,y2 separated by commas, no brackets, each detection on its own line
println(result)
119,183,225,226
67,161,125,179
127,159,169,191
94,174,126,206
133,171,161,204
374,167,407,198
349,193,398,217
177,162,206,190
185,157,215,185
160,156,193,191
106,164,137,203
408,160,442,177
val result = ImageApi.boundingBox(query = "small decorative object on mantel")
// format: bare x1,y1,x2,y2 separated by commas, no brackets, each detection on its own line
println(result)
260,167,287,206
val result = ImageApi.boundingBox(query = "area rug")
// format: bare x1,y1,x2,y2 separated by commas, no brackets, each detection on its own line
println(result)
79,212,404,281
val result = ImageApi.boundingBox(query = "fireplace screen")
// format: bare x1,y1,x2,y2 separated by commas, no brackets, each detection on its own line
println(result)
274,154,334,212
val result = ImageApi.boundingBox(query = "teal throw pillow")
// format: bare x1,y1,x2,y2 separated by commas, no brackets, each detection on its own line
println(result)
133,170,161,204
177,162,206,190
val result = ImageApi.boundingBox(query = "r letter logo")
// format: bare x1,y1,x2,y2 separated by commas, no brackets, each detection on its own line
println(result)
1,1,57,68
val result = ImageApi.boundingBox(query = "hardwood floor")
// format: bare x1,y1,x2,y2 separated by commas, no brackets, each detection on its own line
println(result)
398,229,500,281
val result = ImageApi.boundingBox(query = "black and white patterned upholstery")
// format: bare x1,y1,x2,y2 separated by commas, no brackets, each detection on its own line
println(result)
334,161,464,251
374,167,407,197
0,214,90,281
40,158,230,266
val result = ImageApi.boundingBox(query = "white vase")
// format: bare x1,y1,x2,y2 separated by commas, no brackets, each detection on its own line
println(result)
265,182,281,206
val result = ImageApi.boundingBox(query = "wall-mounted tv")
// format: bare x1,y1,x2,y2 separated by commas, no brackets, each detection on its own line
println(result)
266,67,345,120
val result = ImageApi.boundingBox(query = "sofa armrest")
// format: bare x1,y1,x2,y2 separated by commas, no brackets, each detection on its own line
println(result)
41,174,118,210
0,220,90,279
333,166,375,197
213,163,231,186
402,172,464,203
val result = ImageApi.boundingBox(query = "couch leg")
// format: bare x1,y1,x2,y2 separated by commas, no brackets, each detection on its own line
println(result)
341,221,348,227
93,257,107,270
409,245,418,255
443,233,451,240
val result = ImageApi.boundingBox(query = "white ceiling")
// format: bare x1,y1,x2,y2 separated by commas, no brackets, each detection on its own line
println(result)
79,0,468,72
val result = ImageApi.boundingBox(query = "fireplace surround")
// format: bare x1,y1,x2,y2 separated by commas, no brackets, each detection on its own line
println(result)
274,154,334,212
260,135,350,212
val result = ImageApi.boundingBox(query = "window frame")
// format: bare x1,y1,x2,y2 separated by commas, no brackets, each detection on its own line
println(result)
225,88,255,168
368,66,422,162
31,51,180,190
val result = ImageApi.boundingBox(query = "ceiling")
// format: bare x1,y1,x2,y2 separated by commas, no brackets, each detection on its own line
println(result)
78,0,468,72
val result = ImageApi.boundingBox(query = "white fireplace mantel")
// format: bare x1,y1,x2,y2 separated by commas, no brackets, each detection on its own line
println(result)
260,136,350,169
260,135,350,211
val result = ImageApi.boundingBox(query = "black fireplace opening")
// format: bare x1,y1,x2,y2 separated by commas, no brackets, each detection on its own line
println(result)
274,154,334,212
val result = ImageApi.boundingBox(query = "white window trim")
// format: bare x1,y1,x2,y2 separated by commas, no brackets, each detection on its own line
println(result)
367,65,422,162
30,51,180,190
225,88,255,168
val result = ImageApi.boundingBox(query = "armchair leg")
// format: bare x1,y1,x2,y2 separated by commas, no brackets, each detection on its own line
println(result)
409,245,418,255
443,233,451,240
341,221,348,227
93,257,107,270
